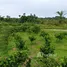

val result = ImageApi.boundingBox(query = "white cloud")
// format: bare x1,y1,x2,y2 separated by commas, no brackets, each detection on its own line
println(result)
0,0,67,17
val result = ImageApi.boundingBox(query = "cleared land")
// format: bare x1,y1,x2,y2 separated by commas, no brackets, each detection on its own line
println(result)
0,23,67,66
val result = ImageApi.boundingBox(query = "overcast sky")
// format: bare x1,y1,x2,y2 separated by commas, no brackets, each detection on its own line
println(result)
0,0,67,17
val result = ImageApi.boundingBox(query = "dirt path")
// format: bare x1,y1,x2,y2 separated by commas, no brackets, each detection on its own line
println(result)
44,29,67,32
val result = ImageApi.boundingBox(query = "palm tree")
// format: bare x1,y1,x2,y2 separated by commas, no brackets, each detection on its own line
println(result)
56,11,66,23
19,15,21,17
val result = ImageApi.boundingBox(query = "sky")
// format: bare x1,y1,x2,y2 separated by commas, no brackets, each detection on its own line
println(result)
0,0,67,17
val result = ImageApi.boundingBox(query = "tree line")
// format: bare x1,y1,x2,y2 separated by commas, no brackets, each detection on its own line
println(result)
0,11,66,24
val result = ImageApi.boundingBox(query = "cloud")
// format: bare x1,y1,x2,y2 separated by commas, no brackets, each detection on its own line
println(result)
0,0,67,17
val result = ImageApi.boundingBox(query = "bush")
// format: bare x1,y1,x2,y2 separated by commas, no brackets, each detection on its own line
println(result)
55,32,67,41
40,57,60,67
0,51,28,67
61,57,67,67
40,34,54,57
21,24,30,32
29,36,36,42
31,25,40,34
55,33,64,40
32,57,60,67
40,31,48,37
14,35,25,50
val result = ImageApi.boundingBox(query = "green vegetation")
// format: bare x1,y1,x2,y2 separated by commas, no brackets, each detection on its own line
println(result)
0,12,67,67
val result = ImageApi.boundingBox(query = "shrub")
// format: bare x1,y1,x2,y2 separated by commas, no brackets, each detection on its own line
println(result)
40,34,54,57
0,51,28,67
55,33,64,40
55,32,67,41
31,25,40,34
32,57,60,67
40,31,48,37
29,36,36,42
21,24,29,32
14,35,25,50
61,57,67,67
40,57,60,67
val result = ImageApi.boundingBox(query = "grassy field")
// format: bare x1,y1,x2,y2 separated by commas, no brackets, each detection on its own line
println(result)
0,22,67,66
15,31,67,58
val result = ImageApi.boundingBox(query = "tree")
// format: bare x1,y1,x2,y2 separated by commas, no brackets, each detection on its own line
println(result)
19,15,21,17
56,11,66,23
19,13,27,23
5,15,11,22
0,16,4,21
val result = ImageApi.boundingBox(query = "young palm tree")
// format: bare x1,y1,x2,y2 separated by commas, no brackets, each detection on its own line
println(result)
56,11,66,23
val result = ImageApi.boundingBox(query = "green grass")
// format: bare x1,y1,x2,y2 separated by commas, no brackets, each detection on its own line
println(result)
16,32,43,57
15,31,67,59
45,31,67,58
0,22,67,66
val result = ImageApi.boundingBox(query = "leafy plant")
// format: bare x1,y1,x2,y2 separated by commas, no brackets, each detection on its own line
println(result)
29,36,36,42
56,11,66,23
31,25,40,34
61,57,67,67
40,34,54,57
14,35,25,50
40,31,48,37
0,51,28,67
